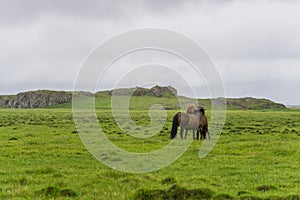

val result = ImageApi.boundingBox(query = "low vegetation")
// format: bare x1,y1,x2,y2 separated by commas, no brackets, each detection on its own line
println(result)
0,105,299,199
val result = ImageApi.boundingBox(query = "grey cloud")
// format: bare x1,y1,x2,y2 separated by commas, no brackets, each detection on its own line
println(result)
0,0,189,25
0,0,300,104
0,0,243,26
0,0,116,24
217,60,300,104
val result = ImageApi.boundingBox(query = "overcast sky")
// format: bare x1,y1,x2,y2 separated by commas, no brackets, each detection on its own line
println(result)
0,0,299,105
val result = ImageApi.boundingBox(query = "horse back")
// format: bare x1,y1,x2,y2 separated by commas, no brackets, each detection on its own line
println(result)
178,112,189,126
180,113,199,130
188,114,200,128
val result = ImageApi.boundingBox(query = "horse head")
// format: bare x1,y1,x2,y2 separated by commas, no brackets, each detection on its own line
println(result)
186,104,197,114
199,107,205,115
190,107,201,118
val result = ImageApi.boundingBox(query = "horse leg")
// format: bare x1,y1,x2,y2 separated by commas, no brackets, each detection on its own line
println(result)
184,129,188,139
203,128,209,139
200,129,203,140
192,130,195,140
207,130,210,140
196,130,199,140
179,128,183,139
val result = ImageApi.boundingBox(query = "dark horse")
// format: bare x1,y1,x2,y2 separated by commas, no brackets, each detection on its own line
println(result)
170,108,203,139
196,107,210,140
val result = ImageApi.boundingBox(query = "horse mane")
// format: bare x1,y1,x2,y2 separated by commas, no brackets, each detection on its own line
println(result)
186,104,197,114
199,107,205,115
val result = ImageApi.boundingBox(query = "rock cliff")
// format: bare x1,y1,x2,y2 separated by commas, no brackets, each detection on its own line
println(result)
109,85,177,97
0,90,72,108
0,95,14,107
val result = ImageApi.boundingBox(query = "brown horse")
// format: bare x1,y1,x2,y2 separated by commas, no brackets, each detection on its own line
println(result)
196,107,210,140
170,108,203,139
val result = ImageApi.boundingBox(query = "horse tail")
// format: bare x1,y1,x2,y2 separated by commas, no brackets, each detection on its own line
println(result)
170,112,180,139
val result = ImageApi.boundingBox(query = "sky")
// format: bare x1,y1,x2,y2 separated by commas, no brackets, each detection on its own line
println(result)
0,0,300,105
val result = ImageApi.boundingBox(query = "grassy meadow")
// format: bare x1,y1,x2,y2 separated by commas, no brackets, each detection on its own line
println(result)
0,104,300,199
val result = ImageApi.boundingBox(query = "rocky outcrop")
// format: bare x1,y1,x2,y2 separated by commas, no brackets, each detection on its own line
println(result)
110,88,134,96
0,95,15,107
6,90,72,108
150,85,177,97
108,85,177,97
0,86,177,108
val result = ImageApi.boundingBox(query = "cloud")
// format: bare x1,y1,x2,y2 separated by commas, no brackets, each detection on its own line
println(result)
217,59,300,104
0,0,299,104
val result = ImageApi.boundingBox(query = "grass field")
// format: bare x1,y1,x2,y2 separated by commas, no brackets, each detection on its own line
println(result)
0,107,300,199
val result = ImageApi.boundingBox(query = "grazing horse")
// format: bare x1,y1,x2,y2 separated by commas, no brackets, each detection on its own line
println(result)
170,108,203,139
184,103,198,136
196,107,210,140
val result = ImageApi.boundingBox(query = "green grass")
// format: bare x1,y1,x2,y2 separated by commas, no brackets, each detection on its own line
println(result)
0,108,299,199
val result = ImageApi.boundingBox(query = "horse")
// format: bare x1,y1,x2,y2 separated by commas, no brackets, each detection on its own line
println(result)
196,107,210,140
184,103,198,136
170,108,203,139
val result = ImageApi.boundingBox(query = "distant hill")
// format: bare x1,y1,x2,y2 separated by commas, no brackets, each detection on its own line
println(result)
0,86,286,110
226,97,286,110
